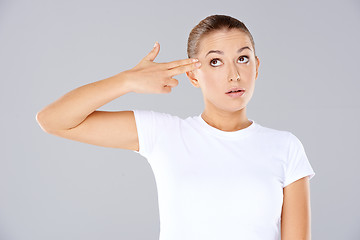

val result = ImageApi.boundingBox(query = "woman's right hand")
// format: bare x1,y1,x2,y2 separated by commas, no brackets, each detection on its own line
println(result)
117,42,202,94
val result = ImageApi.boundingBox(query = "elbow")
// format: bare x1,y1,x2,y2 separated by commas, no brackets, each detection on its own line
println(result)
36,111,53,133
36,111,43,124
36,111,45,128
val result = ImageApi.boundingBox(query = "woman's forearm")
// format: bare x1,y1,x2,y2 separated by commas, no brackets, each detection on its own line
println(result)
36,72,132,131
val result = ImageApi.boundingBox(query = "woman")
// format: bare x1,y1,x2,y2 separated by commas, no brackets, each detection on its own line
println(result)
36,14,315,240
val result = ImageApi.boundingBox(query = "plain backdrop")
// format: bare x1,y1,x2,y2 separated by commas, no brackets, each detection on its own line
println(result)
1,0,359,239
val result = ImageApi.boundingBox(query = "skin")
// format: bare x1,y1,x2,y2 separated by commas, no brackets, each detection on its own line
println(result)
186,28,260,132
186,29,312,239
281,176,312,239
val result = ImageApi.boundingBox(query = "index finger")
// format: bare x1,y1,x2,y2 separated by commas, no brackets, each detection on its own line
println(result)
162,58,199,70
167,61,202,77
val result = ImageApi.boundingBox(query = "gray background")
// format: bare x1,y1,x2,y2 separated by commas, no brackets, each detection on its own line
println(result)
1,0,359,239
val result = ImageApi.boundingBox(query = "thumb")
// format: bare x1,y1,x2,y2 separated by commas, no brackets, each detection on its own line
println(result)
142,41,160,62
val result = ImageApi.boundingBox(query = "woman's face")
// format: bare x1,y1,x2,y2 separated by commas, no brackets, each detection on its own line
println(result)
187,29,260,113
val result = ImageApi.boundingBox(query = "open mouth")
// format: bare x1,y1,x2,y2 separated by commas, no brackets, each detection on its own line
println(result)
226,90,244,94
226,89,245,94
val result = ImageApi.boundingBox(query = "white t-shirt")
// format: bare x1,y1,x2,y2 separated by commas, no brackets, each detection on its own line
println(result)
132,109,315,240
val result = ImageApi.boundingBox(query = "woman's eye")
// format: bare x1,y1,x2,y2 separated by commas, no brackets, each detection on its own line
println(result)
238,56,249,63
210,56,249,67
210,58,222,67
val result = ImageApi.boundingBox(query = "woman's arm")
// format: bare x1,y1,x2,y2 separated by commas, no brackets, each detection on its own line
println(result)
35,42,201,149
36,42,200,131
281,176,312,240
36,74,131,131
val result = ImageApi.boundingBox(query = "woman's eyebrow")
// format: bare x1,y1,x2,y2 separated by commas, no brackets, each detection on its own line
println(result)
205,46,252,57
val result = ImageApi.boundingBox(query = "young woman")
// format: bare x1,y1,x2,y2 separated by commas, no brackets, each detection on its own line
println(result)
37,14,315,240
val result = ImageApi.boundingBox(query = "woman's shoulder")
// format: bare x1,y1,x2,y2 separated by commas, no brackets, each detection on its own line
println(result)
255,122,293,143
132,109,182,119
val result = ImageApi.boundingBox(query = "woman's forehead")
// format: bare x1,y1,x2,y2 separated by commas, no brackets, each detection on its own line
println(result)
199,30,253,55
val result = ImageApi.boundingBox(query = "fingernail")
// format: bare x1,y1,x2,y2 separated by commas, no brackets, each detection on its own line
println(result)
192,58,199,62
195,62,201,67
153,41,158,48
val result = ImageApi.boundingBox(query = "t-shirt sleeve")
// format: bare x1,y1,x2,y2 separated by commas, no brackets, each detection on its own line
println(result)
131,109,157,158
283,132,316,188
131,109,177,159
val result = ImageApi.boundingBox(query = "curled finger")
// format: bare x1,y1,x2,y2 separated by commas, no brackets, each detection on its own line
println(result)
164,77,179,88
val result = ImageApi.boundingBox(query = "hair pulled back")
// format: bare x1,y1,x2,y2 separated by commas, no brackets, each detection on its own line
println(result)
187,14,256,59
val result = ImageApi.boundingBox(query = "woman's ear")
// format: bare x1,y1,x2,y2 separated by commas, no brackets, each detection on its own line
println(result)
255,56,260,80
186,70,200,88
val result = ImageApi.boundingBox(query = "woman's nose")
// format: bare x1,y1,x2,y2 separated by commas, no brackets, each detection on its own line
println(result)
229,64,240,81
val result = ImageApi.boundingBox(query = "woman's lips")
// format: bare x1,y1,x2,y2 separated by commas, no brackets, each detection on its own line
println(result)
226,87,245,93
226,90,245,98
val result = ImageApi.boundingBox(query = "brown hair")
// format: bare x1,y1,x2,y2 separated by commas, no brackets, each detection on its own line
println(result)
187,14,256,59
